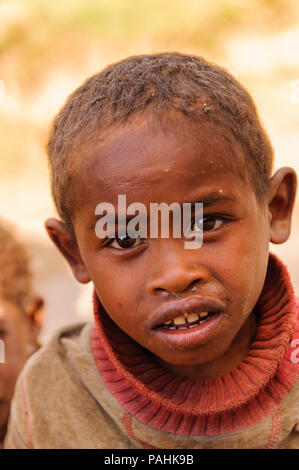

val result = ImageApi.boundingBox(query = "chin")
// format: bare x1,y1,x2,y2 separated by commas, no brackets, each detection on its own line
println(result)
158,348,222,368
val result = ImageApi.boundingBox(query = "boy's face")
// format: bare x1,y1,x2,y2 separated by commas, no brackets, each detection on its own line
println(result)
47,116,295,379
0,299,33,438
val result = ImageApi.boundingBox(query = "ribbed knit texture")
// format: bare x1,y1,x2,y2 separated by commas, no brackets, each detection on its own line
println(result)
91,254,299,436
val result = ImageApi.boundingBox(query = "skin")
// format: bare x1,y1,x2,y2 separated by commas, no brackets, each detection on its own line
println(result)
0,297,42,445
46,116,297,381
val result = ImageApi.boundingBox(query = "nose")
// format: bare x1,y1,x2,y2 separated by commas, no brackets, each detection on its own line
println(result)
147,240,210,296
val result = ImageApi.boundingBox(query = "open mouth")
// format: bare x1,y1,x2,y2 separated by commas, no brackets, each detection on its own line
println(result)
150,296,226,348
158,311,215,330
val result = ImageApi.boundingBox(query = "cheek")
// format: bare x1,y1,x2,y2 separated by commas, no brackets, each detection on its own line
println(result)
0,346,25,430
0,340,26,400
4,321,30,366
215,219,269,310
92,261,145,328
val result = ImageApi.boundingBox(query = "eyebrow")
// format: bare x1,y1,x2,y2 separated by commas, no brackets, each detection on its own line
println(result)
189,193,235,207
89,191,235,231
89,212,136,231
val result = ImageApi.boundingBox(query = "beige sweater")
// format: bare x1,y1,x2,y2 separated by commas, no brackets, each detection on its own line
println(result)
3,320,299,449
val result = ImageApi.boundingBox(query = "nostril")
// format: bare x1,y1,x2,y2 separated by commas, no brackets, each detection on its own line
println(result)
153,278,202,297
189,279,200,291
155,288,171,297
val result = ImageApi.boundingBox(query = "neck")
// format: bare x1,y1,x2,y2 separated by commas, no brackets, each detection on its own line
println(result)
91,254,299,436
151,311,257,380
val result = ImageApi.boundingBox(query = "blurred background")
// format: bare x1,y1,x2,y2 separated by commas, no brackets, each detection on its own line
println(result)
0,0,298,342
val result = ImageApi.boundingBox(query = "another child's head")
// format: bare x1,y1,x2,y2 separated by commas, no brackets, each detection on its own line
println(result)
46,53,296,379
0,220,43,442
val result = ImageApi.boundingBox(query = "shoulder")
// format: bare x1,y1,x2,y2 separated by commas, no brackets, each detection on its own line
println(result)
5,322,134,448
5,322,103,448
26,321,94,372
19,322,95,394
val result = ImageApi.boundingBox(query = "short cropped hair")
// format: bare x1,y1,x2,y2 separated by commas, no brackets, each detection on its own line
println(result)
47,52,274,231
0,219,34,312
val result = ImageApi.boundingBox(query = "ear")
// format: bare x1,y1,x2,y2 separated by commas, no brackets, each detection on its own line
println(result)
45,218,91,284
268,167,297,244
25,297,44,349
26,297,44,327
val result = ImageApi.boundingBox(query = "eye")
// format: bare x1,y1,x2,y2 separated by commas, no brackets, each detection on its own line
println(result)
109,235,144,250
192,216,224,232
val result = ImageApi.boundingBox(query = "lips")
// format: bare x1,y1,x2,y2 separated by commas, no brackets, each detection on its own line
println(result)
150,296,226,329
150,296,226,349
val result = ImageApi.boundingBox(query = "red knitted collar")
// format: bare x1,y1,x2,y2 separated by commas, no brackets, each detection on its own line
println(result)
91,253,299,435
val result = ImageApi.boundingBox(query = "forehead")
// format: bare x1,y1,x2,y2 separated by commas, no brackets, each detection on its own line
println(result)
71,116,251,213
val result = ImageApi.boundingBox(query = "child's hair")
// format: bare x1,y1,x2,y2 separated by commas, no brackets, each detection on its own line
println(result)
0,219,34,313
47,52,274,232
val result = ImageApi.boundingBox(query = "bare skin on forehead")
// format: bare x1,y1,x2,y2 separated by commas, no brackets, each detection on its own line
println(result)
71,117,249,224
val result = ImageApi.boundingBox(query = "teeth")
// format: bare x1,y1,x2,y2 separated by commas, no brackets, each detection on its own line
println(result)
173,316,186,325
199,311,209,318
162,312,210,327
187,313,200,322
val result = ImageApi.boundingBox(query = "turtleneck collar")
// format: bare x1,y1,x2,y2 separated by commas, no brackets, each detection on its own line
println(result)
91,253,299,435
